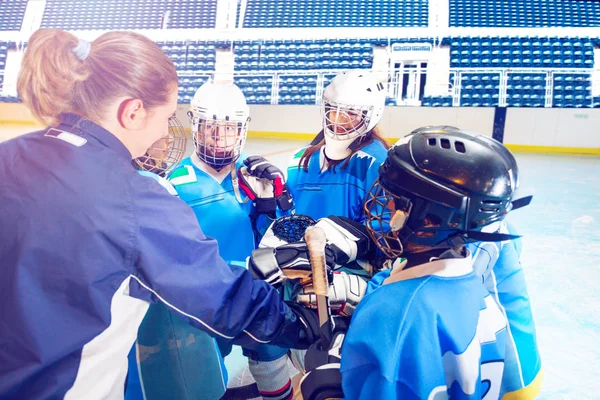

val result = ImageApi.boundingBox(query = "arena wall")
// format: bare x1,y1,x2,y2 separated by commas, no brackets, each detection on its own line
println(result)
2,103,599,155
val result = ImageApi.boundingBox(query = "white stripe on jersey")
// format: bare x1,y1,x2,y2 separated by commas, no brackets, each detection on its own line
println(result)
64,276,150,400
488,266,526,388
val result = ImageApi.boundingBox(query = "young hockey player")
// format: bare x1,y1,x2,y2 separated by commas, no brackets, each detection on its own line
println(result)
238,70,390,398
286,70,390,222
132,118,187,179
166,80,295,399
125,116,187,400
251,127,540,399
336,129,532,398
234,70,390,396
409,126,543,398
129,118,233,400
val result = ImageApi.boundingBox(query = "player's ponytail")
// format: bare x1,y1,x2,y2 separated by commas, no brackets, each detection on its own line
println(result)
18,29,177,126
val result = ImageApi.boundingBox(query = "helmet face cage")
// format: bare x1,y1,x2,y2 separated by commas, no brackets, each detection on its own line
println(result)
133,116,187,177
191,116,248,171
364,179,407,259
366,177,475,259
322,101,373,141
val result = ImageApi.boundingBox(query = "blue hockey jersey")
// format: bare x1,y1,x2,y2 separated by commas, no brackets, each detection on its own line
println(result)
169,154,255,265
287,140,388,222
130,170,228,400
0,114,303,400
341,253,508,399
467,221,543,399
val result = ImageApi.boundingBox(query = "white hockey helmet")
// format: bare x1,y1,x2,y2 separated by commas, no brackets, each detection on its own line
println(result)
133,116,187,177
188,81,250,170
322,70,386,142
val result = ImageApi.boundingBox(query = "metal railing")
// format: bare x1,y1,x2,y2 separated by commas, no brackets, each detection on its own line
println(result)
177,67,599,107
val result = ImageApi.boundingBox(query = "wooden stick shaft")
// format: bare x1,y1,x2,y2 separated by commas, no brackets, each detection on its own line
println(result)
304,226,331,348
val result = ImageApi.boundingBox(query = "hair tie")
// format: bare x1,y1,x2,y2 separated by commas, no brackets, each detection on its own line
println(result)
72,39,91,60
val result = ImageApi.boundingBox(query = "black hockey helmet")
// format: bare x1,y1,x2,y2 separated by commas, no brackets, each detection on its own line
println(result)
364,129,531,258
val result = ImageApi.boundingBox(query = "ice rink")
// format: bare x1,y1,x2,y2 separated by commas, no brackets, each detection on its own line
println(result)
1,124,599,399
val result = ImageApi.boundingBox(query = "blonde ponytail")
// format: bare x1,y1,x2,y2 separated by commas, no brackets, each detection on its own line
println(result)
18,29,90,126
18,29,177,127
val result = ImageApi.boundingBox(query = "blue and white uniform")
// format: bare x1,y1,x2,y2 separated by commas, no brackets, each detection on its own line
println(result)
287,140,388,222
468,221,543,399
170,153,291,398
169,153,255,362
130,170,228,400
0,114,302,400
341,252,508,399
169,154,255,265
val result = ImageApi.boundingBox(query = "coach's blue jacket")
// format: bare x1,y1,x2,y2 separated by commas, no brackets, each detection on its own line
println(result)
0,113,301,400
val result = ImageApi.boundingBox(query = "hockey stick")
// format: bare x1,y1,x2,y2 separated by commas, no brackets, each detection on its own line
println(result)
304,225,332,349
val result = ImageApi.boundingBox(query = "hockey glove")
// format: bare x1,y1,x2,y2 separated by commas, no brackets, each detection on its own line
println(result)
241,156,294,212
295,271,367,317
299,332,346,400
315,216,375,266
287,302,349,350
238,167,278,216
249,243,335,288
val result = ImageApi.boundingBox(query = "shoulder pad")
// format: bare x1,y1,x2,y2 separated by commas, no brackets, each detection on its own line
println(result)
288,148,307,169
292,148,306,160
169,165,198,186
137,170,179,196
155,176,178,196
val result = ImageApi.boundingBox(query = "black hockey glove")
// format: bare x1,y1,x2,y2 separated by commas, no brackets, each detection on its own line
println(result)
299,331,346,399
286,302,349,350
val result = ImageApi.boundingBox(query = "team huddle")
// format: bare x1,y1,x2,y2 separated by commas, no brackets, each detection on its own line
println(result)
130,70,543,400
0,30,542,400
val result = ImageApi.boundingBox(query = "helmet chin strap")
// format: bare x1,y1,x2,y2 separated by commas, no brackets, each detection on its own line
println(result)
310,129,369,162
324,131,371,160
324,136,355,160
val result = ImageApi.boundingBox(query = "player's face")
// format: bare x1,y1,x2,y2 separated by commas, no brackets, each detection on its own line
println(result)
134,114,186,176
146,136,172,161
198,120,241,157
326,108,364,135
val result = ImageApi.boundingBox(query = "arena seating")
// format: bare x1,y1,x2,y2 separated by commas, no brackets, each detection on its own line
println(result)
256,39,374,71
236,75,273,104
0,1,595,108
450,36,594,69
165,0,217,29
421,96,453,107
551,73,593,108
165,36,596,107
0,0,27,31
243,0,428,28
41,0,216,30
0,42,8,71
450,0,600,27
41,0,164,30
